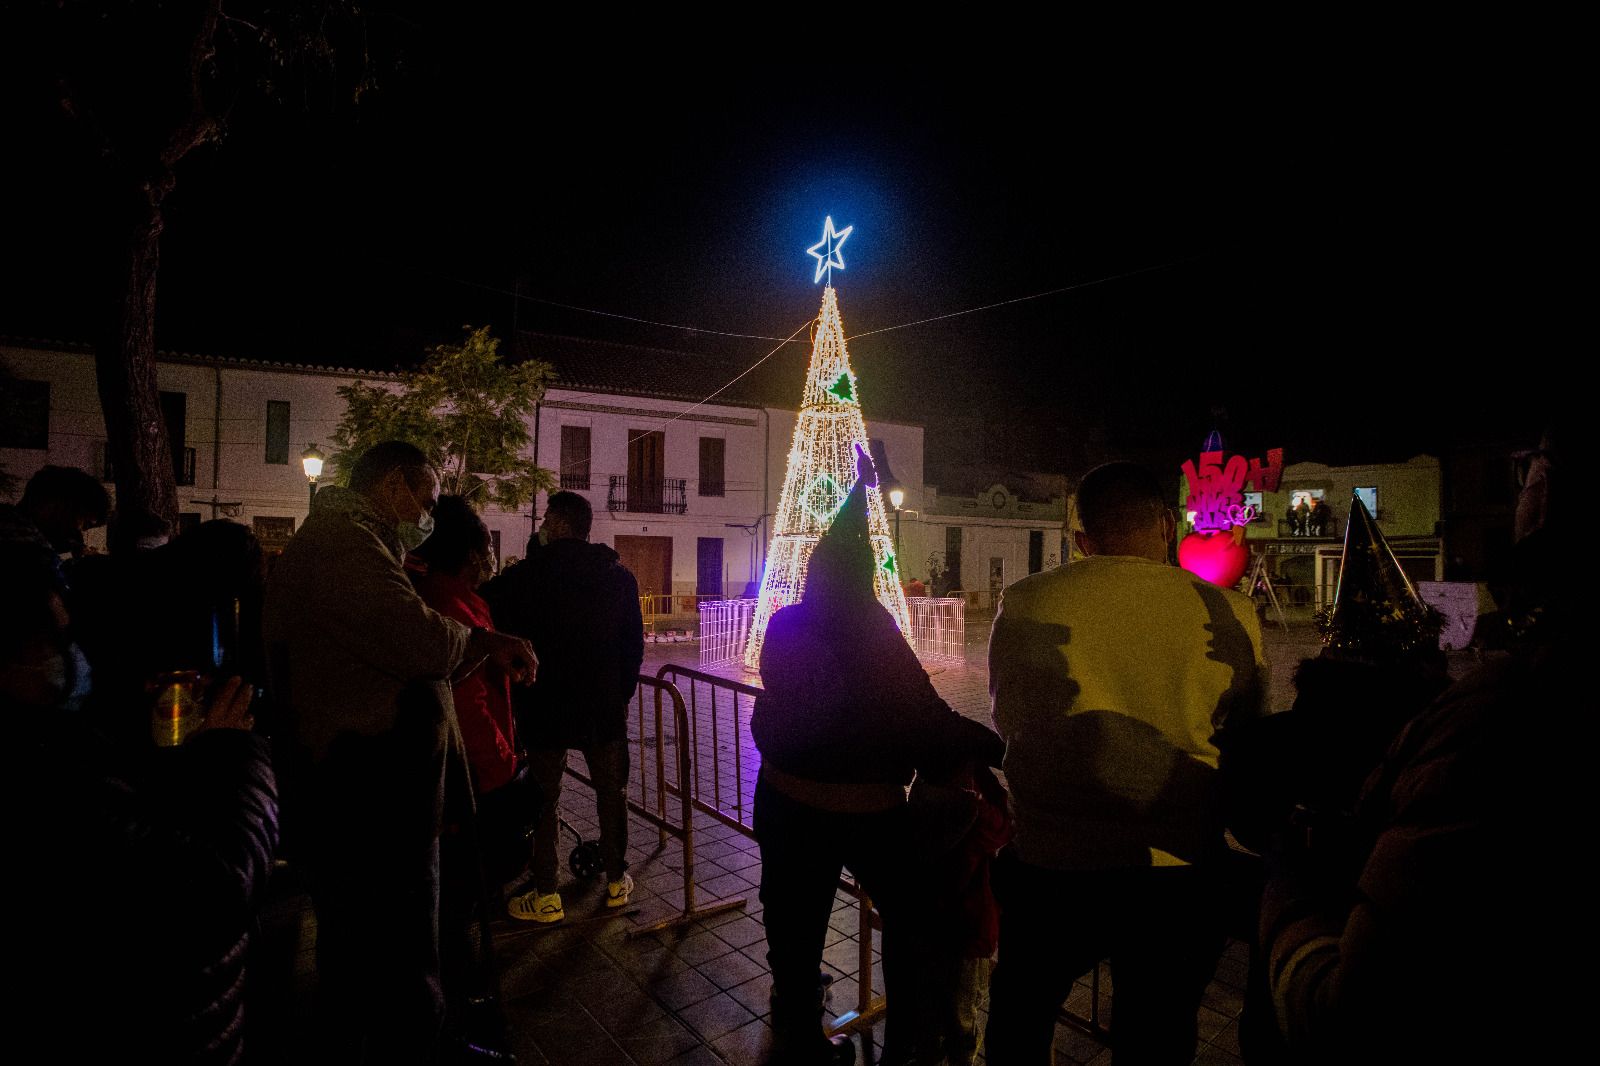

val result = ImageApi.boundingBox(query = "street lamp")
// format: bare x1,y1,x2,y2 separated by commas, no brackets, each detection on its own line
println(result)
889,487,905,581
301,444,325,511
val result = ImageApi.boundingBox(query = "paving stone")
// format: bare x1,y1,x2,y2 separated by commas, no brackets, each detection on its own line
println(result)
615,1015,702,1065
647,967,721,1011
702,871,756,901
725,973,775,1017
710,914,768,950
710,1016,775,1066
677,991,757,1042
662,929,736,966
695,948,768,991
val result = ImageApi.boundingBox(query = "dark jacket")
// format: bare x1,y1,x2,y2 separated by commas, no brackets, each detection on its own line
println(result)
1258,651,1564,1064
18,719,279,1065
483,538,644,749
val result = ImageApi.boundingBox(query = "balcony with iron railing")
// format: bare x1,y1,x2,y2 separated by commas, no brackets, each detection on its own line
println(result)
608,475,687,515
560,471,592,491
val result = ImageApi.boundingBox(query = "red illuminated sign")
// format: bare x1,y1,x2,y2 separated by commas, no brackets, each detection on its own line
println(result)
1183,447,1283,534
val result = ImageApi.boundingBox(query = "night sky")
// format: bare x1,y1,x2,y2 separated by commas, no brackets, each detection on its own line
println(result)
2,17,1575,474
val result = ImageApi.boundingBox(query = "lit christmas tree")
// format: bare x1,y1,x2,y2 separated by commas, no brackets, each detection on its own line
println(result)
744,219,912,669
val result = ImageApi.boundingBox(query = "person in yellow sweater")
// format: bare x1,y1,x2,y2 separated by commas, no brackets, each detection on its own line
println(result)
984,461,1267,1065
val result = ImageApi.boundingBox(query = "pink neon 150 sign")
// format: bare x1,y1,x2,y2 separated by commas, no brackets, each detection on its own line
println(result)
1183,447,1284,533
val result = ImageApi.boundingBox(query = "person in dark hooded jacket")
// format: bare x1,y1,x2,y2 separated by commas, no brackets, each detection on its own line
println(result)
483,490,644,922
752,448,1005,1066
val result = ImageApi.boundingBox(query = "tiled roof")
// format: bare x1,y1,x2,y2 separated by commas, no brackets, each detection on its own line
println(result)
511,331,812,409
0,336,400,380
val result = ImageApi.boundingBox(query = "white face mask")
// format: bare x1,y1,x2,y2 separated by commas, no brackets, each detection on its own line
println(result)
392,475,436,551
398,511,434,552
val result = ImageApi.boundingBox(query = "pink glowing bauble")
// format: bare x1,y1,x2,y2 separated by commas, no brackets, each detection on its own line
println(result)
1178,531,1250,588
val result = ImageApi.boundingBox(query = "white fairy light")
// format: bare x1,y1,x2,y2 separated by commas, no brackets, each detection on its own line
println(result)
745,281,912,669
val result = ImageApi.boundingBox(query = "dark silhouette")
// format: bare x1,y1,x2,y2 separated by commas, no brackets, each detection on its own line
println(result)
752,458,1003,1066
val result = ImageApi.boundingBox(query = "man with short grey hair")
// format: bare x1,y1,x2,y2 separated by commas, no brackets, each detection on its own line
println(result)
265,439,537,1064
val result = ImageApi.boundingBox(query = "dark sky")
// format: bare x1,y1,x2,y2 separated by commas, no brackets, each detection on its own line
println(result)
2,15,1576,472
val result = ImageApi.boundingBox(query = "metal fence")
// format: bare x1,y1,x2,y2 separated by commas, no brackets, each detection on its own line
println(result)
561,673,749,936
698,597,758,670
701,596,965,669
655,664,886,1037
905,596,967,663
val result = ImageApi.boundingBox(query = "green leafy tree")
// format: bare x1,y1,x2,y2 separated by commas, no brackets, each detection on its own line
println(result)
331,326,556,510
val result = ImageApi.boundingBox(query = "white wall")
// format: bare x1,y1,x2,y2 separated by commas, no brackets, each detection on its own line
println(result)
3,342,939,604
2,342,385,547
537,390,768,598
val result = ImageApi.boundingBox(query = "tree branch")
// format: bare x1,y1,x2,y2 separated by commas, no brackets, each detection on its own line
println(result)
159,0,225,169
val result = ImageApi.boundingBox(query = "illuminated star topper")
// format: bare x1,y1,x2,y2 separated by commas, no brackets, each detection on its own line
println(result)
807,215,853,285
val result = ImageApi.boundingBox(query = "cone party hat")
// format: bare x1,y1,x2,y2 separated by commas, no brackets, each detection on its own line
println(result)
744,280,912,669
1316,493,1442,660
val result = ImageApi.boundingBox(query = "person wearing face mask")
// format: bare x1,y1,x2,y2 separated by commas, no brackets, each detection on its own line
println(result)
410,495,516,801
264,441,538,1065
7,539,280,1065
407,495,529,1048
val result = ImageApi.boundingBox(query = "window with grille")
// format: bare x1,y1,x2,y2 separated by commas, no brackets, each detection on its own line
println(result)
560,425,591,490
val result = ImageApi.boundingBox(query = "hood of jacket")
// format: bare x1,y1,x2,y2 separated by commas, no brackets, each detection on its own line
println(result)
309,485,403,561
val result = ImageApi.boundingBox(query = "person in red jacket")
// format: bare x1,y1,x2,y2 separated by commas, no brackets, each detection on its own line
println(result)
408,496,540,888
410,496,516,796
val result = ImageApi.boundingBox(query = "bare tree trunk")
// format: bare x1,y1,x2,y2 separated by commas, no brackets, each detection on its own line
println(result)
97,191,177,553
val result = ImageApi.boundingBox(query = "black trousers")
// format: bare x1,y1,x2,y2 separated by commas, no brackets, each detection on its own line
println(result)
297,728,449,1066
754,774,940,1063
984,849,1227,1066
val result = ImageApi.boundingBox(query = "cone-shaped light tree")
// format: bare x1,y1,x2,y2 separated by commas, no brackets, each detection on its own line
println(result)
744,220,912,669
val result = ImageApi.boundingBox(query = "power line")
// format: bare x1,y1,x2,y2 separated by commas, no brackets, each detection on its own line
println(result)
846,257,1201,341
375,259,806,345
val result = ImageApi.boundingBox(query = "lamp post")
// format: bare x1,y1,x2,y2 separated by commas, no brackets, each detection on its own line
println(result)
889,487,905,581
301,444,325,512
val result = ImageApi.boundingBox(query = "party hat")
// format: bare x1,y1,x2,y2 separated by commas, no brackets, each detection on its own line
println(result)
1315,493,1442,659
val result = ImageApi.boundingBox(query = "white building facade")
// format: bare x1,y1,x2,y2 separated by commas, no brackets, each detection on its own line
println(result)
2,339,925,613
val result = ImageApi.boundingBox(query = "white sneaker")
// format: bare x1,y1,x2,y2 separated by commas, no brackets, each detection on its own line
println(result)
508,889,564,923
605,873,634,908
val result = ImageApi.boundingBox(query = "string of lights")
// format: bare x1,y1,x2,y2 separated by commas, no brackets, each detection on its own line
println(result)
744,284,911,669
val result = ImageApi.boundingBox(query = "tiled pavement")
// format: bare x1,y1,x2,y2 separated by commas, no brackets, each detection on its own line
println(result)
252,622,1342,1065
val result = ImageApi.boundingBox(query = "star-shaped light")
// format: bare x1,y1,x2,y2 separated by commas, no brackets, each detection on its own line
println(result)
807,215,853,285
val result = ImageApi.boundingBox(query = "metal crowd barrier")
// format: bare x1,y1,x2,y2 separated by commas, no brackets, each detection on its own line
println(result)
1060,965,1111,1042
905,596,967,663
560,673,748,937
655,664,887,1037
697,597,758,670
639,593,675,635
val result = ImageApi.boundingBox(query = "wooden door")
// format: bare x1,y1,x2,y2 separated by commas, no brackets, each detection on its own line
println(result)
614,534,674,603
627,430,665,512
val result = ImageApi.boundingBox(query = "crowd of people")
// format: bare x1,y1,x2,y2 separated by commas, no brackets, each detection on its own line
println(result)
3,430,1565,1065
